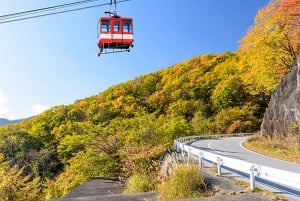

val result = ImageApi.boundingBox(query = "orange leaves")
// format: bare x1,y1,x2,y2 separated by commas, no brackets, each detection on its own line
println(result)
279,0,300,25
240,0,299,62
277,0,300,58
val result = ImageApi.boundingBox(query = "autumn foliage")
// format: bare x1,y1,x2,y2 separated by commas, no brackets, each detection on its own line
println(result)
0,0,299,200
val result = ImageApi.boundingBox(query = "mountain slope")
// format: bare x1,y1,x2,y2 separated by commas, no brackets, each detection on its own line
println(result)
0,118,10,126
0,52,291,200
0,118,26,126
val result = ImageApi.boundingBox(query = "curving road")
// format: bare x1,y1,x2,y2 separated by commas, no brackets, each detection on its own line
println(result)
189,136,300,200
189,136,300,174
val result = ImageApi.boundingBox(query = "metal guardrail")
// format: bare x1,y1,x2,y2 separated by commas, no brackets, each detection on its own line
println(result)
173,133,300,192
175,133,254,144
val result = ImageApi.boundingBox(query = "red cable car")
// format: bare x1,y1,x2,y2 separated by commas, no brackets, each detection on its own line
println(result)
97,1,134,56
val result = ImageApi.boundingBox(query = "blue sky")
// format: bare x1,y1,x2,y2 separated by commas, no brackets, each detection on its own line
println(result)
0,0,269,119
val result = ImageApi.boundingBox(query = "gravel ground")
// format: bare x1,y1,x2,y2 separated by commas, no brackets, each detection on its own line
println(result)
171,193,276,201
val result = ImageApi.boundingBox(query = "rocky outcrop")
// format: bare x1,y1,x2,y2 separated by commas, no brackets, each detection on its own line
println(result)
261,56,300,137
159,149,186,180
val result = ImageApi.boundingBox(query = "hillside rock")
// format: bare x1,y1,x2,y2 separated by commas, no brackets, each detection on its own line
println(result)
159,149,186,179
261,56,300,137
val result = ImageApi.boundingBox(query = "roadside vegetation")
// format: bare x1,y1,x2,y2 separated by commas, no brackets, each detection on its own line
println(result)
233,179,288,200
245,134,300,164
157,165,208,200
123,172,157,193
0,0,299,200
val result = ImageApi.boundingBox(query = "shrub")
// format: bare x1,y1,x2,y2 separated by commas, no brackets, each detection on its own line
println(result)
124,173,156,193
158,165,207,200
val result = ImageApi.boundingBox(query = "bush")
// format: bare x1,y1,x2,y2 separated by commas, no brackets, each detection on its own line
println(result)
158,165,207,200
124,173,156,193
214,104,261,133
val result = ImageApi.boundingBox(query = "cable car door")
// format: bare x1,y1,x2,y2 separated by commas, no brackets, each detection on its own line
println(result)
113,19,121,44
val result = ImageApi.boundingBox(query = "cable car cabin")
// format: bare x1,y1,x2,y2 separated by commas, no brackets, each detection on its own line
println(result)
97,15,133,55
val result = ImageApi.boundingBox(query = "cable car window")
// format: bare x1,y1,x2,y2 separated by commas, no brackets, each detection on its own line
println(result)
123,20,132,33
114,21,120,32
101,20,110,32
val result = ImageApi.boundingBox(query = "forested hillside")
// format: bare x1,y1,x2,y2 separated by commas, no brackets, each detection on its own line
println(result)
0,0,298,200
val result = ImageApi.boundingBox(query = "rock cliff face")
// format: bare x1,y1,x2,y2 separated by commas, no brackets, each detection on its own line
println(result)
261,57,300,137
159,149,185,180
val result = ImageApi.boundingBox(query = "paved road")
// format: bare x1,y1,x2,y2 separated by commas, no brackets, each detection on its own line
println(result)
190,136,300,174
189,136,300,200
49,177,157,201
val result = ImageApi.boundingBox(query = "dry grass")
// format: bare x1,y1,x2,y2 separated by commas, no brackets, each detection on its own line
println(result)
245,134,300,164
157,165,209,200
254,187,288,201
123,172,157,193
233,179,287,200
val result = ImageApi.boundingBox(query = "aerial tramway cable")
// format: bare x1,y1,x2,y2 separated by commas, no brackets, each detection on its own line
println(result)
0,0,100,20
0,0,130,24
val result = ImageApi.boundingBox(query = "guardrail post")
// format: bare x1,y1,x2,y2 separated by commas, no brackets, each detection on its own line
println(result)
181,145,184,158
250,165,255,190
198,152,203,167
217,157,222,176
174,142,178,152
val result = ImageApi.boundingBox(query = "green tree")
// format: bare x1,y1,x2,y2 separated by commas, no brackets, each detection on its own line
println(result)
0,155,43,201
0,127,42,173
192,111,215,135
212,76,245,111
214,104,261,133
166,100,199,120
67,108,86,122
